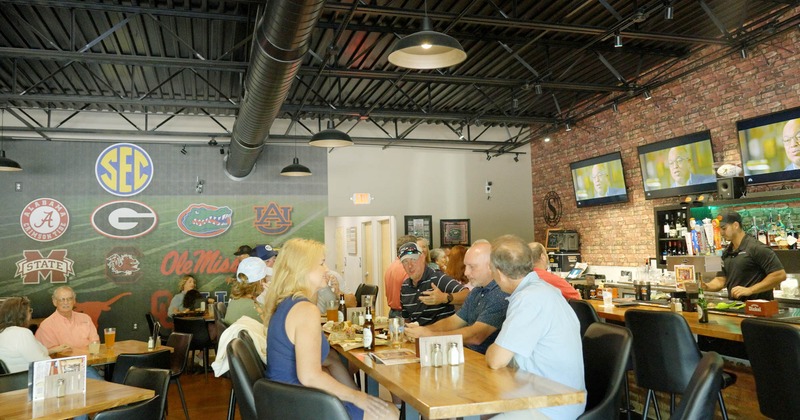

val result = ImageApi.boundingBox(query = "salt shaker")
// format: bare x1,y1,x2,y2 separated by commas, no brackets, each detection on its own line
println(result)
147,336,155,350
57,378,66,398
448,342,459,365
431,343,443,367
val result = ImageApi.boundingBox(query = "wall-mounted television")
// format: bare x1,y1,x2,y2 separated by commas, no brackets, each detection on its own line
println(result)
736,106,800,185
638,131,717,199
570,152,629,208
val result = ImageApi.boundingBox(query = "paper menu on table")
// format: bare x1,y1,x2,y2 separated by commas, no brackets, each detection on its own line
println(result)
418,334,464,367
28,355,87,401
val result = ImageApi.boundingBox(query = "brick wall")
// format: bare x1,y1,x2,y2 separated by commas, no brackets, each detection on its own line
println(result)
530,29,800,267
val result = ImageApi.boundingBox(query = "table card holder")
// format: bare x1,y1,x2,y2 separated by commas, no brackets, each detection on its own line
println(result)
418,335,464,367
674,264,696,291
28,355,87,401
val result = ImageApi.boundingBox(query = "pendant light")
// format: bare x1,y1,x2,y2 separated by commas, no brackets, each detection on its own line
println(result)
387,1,466,70
281,122,312,176
0,109,22,172
309,120,353,148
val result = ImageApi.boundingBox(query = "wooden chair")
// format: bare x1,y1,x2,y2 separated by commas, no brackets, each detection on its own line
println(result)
254,378,349,420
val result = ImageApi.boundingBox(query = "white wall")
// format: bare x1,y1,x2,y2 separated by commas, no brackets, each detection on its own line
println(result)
327,146,535,246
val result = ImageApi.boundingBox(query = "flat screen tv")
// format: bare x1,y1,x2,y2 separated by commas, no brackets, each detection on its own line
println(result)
569,152,629,208
638,131,717,199
736,106,800,185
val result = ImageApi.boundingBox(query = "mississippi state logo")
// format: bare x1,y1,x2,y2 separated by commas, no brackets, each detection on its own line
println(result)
105,247,143,284
20,198,70,242
254,202,293,235
95,143,154,197
91,201,158,239
177,204,233,238
15,249,75,284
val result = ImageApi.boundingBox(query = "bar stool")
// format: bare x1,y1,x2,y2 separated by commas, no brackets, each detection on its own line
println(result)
741,318,800,420
625,309,736,420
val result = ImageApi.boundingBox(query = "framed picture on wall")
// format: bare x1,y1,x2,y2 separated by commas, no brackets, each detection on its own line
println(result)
440,219,471,246
404,215,433,247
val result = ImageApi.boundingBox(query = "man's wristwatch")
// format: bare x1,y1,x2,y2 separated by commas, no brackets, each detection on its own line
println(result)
446,293,453,304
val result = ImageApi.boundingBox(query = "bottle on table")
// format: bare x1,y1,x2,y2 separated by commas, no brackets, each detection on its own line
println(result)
448,342,460,365
363,307,375,351
431,343,443,367
337,294,347,322
697,288,709,324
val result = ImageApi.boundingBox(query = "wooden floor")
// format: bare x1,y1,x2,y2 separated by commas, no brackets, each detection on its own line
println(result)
165,369,239,420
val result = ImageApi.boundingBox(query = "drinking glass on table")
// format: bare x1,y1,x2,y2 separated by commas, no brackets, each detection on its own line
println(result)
104,327,116,349
88,340,100,354
326,300,338,322
602,289,613,307
389,317,405,348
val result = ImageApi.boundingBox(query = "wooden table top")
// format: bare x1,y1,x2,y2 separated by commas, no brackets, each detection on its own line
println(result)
337,344,585,419
0,378,154,420
54,340,173,366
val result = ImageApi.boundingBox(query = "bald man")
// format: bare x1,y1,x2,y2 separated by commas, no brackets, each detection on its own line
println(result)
782,119,800,171
591,163,625,197
668,146,715,187
36,286,100,353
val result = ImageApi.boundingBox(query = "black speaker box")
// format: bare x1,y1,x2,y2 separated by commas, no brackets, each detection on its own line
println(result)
717,177,746,199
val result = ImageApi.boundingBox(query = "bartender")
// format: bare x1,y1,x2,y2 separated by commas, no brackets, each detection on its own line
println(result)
703,211,786,300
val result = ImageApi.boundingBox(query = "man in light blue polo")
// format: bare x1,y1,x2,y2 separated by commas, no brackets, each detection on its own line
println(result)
486,235,585,419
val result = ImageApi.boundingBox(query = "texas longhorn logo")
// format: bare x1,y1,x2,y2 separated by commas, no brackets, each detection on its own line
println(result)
15,249,75,284
253,201,293,235
20,198,70,242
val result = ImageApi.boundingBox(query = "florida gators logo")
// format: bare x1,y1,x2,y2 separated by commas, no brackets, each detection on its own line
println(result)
177,204,233,238
95,143,153,197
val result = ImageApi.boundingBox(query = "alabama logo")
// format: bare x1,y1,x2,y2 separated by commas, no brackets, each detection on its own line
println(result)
254,202,293,235
20,198,70,242
15,249,75,284
105,247,143,284
95,143,154,197
177,204,233,238
91,200,158,239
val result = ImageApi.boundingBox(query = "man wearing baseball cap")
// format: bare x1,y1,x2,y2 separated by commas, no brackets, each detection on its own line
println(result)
399,240,468,325
703,211,786,300
251,244,278,267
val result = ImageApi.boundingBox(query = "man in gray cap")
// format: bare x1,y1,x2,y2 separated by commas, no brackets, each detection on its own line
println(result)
399,241,468,326
703,211,786,300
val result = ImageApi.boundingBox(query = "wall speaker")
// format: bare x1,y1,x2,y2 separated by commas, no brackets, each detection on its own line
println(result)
717,177,746,199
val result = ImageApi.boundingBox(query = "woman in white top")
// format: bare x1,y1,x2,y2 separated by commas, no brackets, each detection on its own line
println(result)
0,297,50,373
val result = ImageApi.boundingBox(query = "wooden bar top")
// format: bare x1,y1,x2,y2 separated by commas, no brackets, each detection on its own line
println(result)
54,340,173,366
0,378,154,420
337,344,585,419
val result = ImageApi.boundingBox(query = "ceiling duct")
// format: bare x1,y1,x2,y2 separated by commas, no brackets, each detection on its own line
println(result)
225,0,326,179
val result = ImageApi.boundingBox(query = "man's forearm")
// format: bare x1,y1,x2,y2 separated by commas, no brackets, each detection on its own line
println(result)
703,277,727,292
451,289,469,305
749,270,787,295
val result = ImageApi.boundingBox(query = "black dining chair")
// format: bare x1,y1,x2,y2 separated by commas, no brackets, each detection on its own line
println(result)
228,337,266,420
111,349,171,384
214,302,229,340
254,378,349,420
94,396,162,420
577,322,632,420
215,301,228,320
0,359,9,374
145,312,171,344
123,366,171,417
173,316,214,379
354,284,379,307
625,309,735,420
567,299,601,337
0,371,28,393
166,332,193,420
238,330,265,372
741,317,800,420
672,352,725,420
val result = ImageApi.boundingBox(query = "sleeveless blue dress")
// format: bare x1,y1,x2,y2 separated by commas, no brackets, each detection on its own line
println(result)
266,297,363,420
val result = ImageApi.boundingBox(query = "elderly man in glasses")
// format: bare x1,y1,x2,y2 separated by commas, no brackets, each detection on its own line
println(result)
35,286,100,354
667,145,715,187
782,119,800,171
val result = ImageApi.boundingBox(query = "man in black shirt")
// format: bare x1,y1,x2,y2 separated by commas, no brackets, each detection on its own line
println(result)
398,241,468,325
704,212,786,300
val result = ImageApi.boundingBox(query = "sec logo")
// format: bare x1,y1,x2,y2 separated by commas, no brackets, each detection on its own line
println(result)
95,143,153,197
91,201,158,239
20,198,70,242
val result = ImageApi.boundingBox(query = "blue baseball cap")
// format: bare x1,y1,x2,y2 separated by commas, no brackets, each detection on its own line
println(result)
252,244,278,261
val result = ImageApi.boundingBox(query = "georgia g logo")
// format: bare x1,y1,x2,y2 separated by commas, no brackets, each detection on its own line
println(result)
95,143,153,197
91,201,158,239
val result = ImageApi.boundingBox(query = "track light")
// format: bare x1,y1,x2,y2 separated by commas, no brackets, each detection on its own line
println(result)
665,4,674,20
740,48,748,59
534,84,543,95
614,33,623,48
565,123,572,132
544,136,551,143
486,152,491,161
513,153,520,162
612,102,619,113
180,145,187,155
208,138,218,146
643,90,652,101
219,147,225,155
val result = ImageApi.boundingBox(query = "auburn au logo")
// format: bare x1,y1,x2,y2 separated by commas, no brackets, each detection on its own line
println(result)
253,202,293,235
95,143,153,197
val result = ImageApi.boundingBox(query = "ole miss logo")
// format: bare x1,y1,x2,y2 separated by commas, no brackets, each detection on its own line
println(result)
253,202,293,235
20,198,70,242
95,143,153,197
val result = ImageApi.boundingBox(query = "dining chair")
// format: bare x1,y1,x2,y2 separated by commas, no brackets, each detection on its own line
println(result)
111,349,171,384
625,309,735,420
254,378,349,420
354,284,379,307
0,371,28,393
0,359,9,374
577,322,632,420
166,332,193,420
671,352,724,420
567,299,601,337
122,367,171,417
94,396,162,420
214,302,229,341
228,337,266,420
741,317,800,420
238,330,265,372
145,312,171,344
173,316,214,379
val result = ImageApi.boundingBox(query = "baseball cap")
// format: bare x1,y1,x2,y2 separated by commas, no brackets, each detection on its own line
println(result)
234,245,253,256
719,211,742,227
237,257,268,283
252,244,278,261
398,242,422,262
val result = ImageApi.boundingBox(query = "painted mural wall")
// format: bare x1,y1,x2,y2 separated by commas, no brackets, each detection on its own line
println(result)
0,140,327,340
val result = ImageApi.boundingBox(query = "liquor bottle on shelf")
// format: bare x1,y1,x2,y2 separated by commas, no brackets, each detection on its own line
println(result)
767,211,778,248
757,217,768,245
786,214,797,250
675,211,684,237
661,245,668,264
669,212,677,238
663,214,671,238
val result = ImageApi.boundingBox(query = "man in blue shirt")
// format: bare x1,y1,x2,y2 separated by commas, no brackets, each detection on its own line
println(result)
404,240,508,354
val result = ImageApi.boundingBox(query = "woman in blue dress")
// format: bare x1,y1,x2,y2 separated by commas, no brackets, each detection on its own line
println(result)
263,238,398,420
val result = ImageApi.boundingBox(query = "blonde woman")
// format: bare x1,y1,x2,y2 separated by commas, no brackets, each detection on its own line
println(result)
264,238,397,420
168,274,196,317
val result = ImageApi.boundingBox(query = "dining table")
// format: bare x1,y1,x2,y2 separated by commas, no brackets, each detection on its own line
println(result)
0,378,154,420
54,340,174,366
335,342,585,420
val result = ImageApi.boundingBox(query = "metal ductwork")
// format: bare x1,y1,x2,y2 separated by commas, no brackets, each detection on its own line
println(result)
225,0,326,179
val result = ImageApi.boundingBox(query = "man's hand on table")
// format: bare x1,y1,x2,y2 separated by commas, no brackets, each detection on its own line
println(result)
404,322,429,339
48,344,71,355
730,285,752,299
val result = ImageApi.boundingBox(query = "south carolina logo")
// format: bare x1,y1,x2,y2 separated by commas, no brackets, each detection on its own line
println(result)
177,204,232,238
105,247,143,284
20,198,70,242
95,143,154,197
